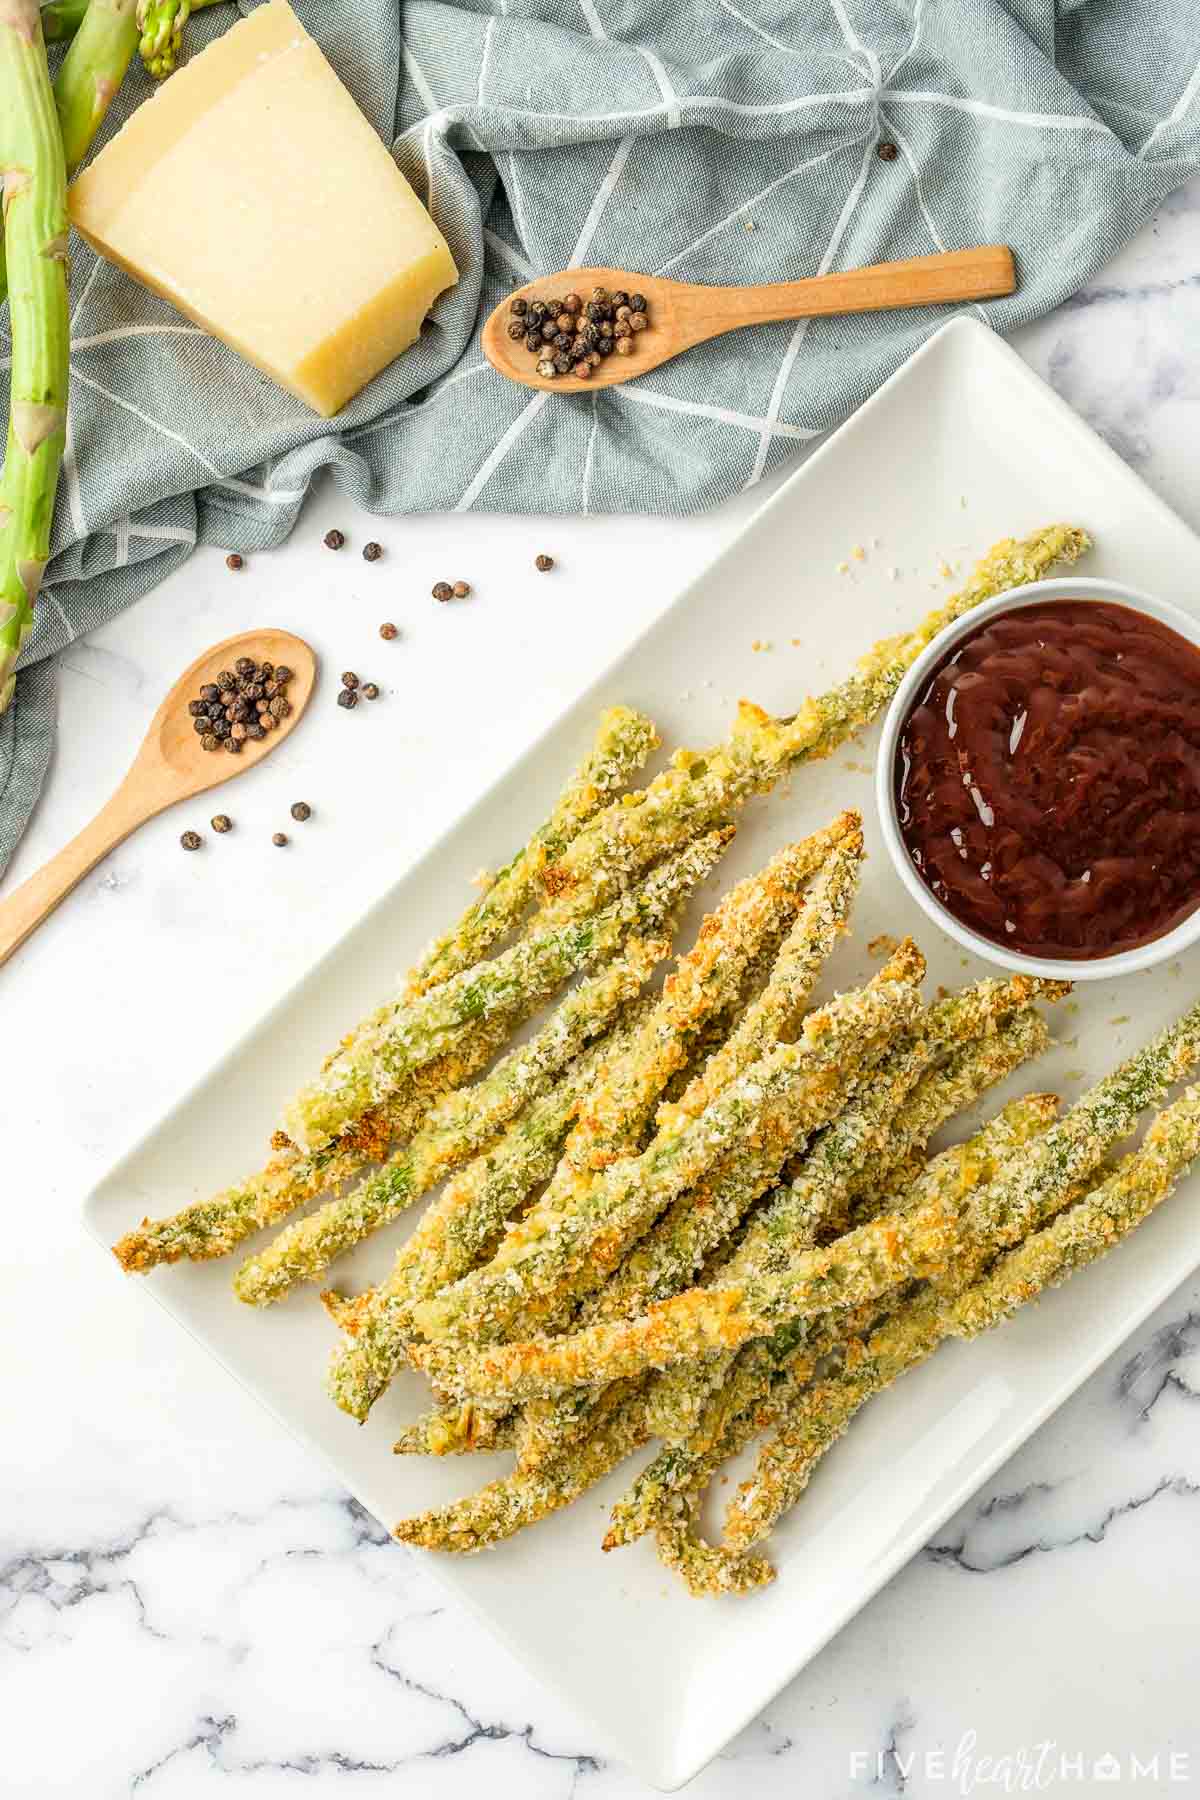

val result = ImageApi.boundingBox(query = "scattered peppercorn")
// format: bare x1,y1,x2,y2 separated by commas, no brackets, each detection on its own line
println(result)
507,320,526,341
432,581,454,601
290,801,312,822
226,553,244,572
341,670,359,689
181,830,202,851
535,553,554,572
211,814,233,833
361,682,380,701
275,665,293,684
380,621,398,640
877,140,898,160
452,580,470,598
363,541,383,562
510,296,528,317
337,687,358,710
272,832,289,848
323,528,345,550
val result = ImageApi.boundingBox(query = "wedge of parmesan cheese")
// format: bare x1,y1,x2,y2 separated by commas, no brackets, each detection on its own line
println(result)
69,0,458,416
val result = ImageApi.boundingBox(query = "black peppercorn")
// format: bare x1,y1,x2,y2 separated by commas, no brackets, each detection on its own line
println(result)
189,699,206,717
507,320,526,341
201,733,220,752
243,682,264,702
200,682,220,703
599,338,615,356
235,656,255,677
215,670,235,691
269,696,291,720
585,301,604,323
877,140,898,160
226,553,244,572
272,832,288,847
363,541,383,562
612,290,629,309
563,292,582,313
535,553,554,572
578,321,599,349
213,717,231,739
510,296,528,316
246,721,265,741
553,353,571,375
541,320,557,341
274,665,293,684
193,716,210,735
337,687,358,710
181,830,202,851
629,293,647,312
341,670,359,689
553,332,572,352
361,682,380,701
290,801,312,822
211,813,233,833
230,698,250,721
223,735,242,754
260,661,274,679
380,621,398,640
432,581,454,601
323,527,345,549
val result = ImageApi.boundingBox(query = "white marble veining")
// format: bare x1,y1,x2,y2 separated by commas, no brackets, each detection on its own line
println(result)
6,177,1200,1797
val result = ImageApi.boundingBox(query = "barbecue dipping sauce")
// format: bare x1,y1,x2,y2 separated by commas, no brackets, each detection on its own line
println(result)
894,600,1200,960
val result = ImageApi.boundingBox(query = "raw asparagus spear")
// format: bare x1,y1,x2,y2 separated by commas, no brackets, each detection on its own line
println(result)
0,0,69,715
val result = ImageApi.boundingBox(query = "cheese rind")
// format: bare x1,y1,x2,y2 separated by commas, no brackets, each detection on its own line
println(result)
69,0,458,416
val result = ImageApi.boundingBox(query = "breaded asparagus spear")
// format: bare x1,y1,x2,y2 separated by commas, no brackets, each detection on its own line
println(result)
233,940,667,1304
324,822,852,1418
112,1024,510,1273
536,528,1090,910
641,993,1062,1440
721,1083,1200,1561
406,707,658,999
393,1385,651,1553
415,946,924,1352
286,827,733,1151
463,1091,1054,1404
324,1009,654,1421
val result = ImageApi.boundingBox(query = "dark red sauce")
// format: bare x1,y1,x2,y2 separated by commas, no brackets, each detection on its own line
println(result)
894,599,1200,960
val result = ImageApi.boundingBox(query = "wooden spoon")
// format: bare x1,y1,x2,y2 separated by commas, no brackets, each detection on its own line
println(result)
483,246,1016,394
0,628,316,970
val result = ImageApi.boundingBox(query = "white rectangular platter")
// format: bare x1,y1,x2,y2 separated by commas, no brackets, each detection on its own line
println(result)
85,318,1200,1790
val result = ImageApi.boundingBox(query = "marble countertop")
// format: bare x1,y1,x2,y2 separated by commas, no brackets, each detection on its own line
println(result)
6,177,1200,1798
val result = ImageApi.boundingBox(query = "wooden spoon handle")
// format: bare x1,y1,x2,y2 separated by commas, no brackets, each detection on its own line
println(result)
0,784,146,970
695,246,1015,333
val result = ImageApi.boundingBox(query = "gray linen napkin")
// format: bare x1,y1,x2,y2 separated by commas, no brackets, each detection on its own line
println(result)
2,0,1199,876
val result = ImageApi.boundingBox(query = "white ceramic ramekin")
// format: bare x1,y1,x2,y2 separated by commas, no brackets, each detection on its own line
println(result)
874,575,1200,982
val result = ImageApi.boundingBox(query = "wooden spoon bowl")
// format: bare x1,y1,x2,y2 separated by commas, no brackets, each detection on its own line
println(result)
482,247,1017,394
0,628,316,969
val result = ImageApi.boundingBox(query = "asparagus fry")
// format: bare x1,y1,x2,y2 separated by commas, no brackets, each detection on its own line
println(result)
721,1082,1200,1560
233,940,666,1304
393,1401,516,1457
468,1091,1054,1405
324,1011,653,1421
537,529,1090,909
0,0,69,717
393,1387,651,1553
406,707,658,999
654,825,863,1136
415,945,924,1353
111,1021,514,1273
286,826,732,1151
640,1004,1056,1448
